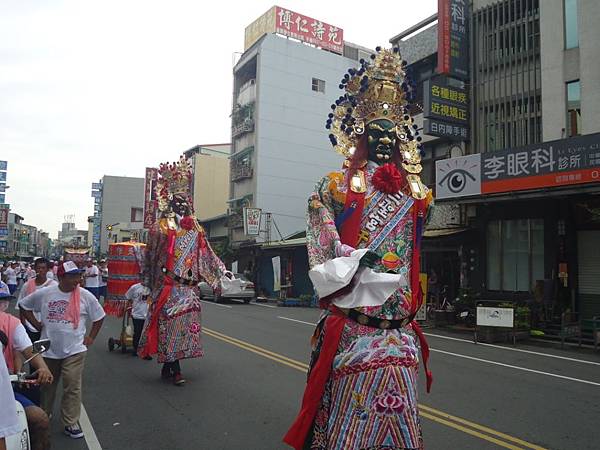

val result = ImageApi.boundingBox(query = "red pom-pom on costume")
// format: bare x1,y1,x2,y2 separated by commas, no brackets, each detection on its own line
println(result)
372,163,404,194
180,216,195,230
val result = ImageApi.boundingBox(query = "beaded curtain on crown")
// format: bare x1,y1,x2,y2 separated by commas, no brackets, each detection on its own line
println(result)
325,46,426,167
156,156,193,213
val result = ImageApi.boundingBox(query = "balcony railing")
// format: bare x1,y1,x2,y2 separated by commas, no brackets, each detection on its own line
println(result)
232,118,254,138
231,165,253,182
228,213,244,229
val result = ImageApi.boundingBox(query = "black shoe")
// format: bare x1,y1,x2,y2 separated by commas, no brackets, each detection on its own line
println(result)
161,367,174,380
143,356,152,360
131,352,138,357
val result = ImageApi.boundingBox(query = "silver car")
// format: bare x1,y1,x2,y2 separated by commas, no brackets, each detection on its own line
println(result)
198,273,256,303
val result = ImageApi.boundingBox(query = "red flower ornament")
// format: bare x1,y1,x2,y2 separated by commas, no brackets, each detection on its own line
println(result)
180,215,195,230
372,163,404,194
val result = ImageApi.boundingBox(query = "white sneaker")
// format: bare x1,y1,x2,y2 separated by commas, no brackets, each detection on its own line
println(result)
64,423,84,439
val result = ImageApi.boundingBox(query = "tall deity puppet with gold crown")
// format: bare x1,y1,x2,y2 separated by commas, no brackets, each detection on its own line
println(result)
284,47,434,450
137,156,231,386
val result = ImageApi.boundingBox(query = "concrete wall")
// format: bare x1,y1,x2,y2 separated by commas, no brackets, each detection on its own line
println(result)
254,34,360,239
541,0,600,140
193,153,230,221
579,0,600,135
391,23,438,65
100,176,144,254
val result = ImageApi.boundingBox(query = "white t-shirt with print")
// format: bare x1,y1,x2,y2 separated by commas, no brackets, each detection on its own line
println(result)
19,285,106,359
4,268,16,285
17,279,58,332
84,265,100,288
125,283,149,320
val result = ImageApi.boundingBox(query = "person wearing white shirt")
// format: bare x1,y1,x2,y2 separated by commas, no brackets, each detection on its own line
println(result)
98,260,108,301
4,263,17,295
17,258,58,343
83,260,100,299
125,283,150,358
0,341,20,450
20,261,105,440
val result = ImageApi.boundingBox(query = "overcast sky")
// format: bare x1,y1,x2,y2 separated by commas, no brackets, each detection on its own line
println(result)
0,0,437,238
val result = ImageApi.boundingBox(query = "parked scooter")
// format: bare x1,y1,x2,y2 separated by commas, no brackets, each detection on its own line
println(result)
6,339,51,450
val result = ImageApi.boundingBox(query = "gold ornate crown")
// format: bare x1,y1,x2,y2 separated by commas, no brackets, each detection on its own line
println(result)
156,156,193,212
326,46,424,171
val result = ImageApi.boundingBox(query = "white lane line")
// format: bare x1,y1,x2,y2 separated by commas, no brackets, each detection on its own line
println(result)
432,348,600,387
200,300,232,309
276,317,600,385
278,316,317,326
425,332,600,366
80,404,102,450
250,301,277,309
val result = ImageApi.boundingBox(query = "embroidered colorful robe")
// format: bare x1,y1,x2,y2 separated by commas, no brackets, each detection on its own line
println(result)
303,162,433,450
138,218,226,363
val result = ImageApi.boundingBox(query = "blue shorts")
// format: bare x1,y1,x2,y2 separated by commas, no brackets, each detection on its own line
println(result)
14,391,36,408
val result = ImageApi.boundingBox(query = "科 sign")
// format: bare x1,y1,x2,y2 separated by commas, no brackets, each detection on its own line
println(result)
245,6,343,55
435,133,600,199
438,0,469,80
476,307,514,328
481,133,600,194
243,207,262,236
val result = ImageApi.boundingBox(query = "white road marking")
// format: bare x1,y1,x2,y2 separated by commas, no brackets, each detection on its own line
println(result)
250,301,277,309
276,316,600,385
80,404,102,450
432,348,600,387
425,332,600,366
200,300,232,309
278,316,317,326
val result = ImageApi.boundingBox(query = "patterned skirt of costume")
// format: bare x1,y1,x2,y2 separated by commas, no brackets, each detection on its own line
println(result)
140,284,204,363
306,318,423,450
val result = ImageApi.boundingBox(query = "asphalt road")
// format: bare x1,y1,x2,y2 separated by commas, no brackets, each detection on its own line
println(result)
46,299,600,450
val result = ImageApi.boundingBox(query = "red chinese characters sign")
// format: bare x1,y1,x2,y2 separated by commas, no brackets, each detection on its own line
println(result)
143,167,158,229
438,0,469,80
274,7,343,54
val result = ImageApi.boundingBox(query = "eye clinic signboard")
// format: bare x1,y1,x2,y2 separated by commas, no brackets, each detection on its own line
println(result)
435,133,600,199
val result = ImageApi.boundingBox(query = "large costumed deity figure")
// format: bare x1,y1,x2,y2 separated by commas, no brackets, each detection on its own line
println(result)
138,157,230,386
284,47,434,450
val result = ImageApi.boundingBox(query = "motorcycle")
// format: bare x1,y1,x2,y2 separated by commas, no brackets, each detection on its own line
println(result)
6,338,51,450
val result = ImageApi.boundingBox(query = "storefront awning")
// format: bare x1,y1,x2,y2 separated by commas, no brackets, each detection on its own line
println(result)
261,237,307,249
423,228,468,238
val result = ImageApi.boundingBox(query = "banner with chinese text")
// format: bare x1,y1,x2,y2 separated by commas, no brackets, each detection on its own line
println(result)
244,6,343,55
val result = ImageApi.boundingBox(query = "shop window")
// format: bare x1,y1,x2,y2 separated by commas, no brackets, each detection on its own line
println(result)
564,0,579,49
566,80,581,137
312,78,325,93
486,219,544,292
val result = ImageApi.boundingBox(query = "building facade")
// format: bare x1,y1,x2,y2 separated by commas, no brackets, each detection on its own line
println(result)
183,143,231,221
435,0,600,323
98,175,145,254
229,31,371,246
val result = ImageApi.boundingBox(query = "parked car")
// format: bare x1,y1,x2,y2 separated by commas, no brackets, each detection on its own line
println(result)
198,273,256,303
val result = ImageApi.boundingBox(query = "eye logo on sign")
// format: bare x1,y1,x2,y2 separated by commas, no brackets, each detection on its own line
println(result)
435,154,482,199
